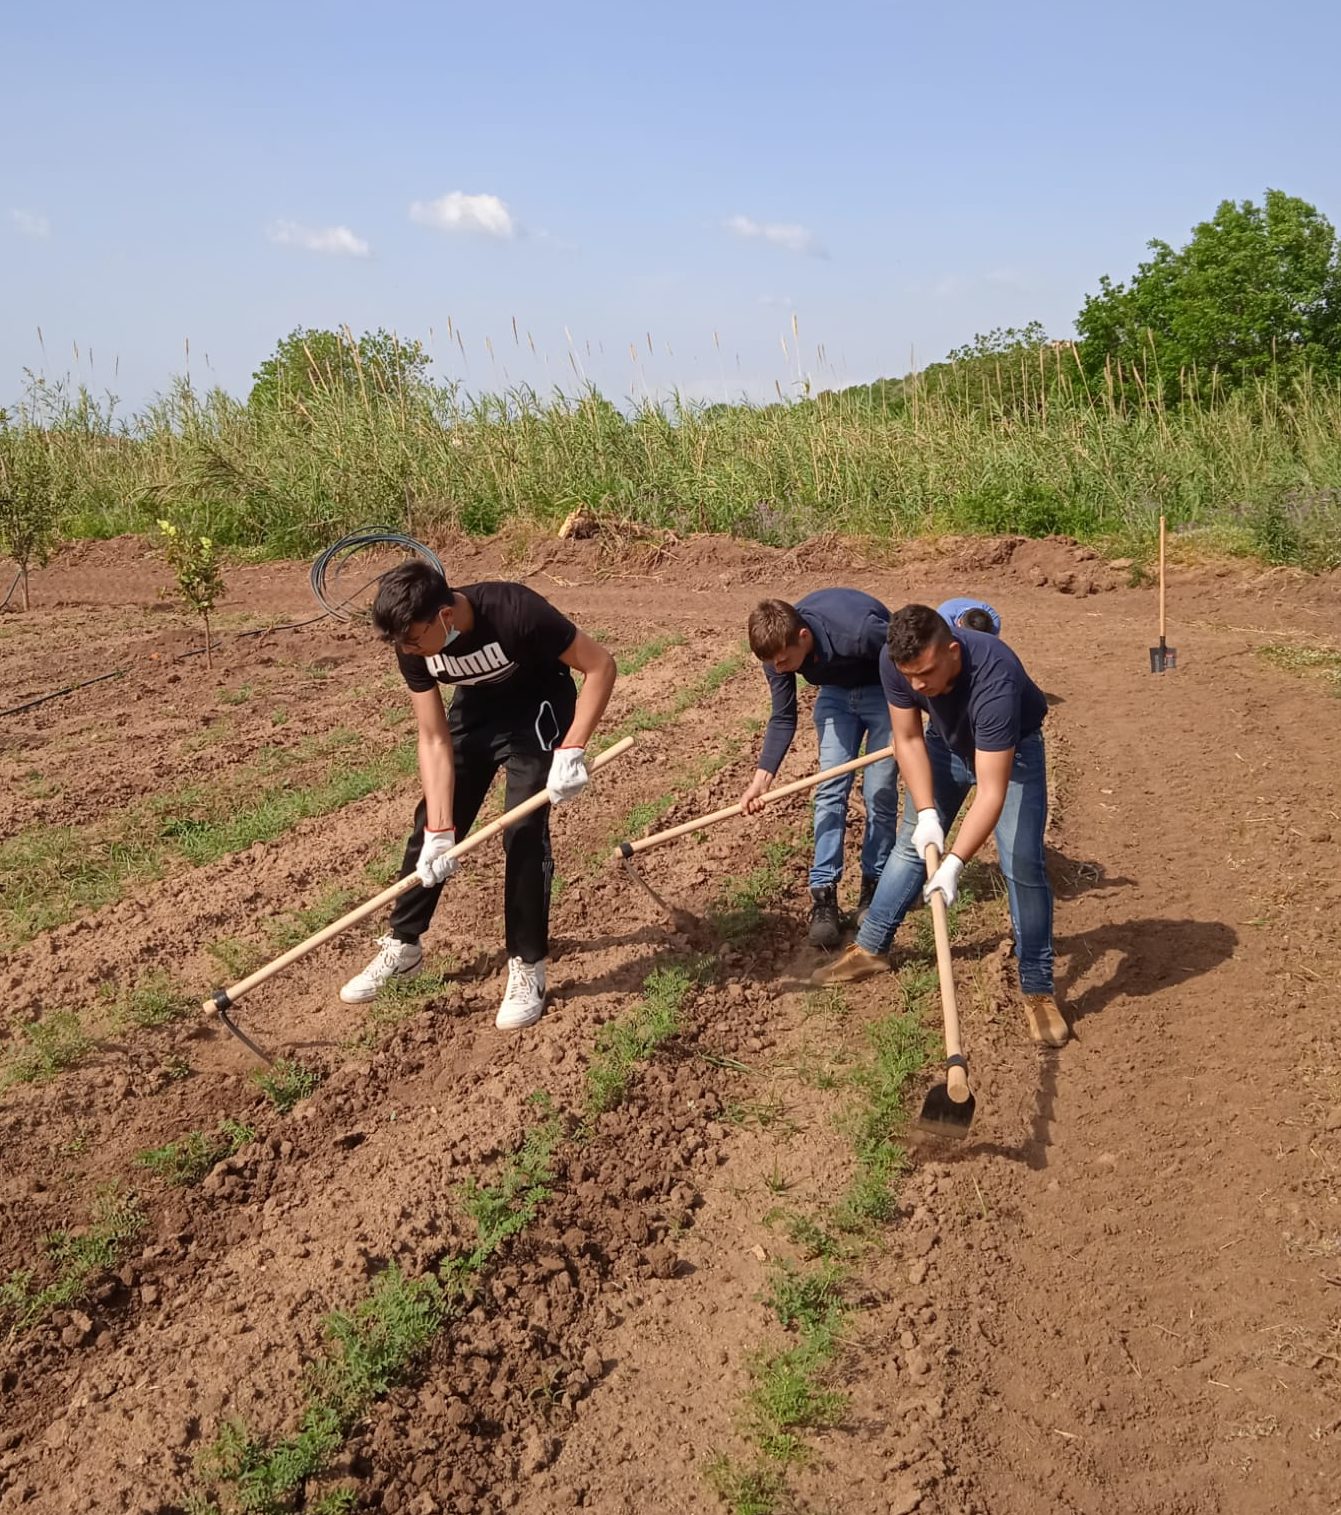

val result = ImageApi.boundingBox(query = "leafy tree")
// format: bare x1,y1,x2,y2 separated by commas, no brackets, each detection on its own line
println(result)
248,327,431,410
1076,189,1341,398
0,427,60,611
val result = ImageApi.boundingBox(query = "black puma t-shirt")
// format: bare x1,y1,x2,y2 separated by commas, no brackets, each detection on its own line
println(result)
395,582,578,709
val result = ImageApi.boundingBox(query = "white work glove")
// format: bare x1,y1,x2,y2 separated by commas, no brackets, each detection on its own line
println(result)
910,808,946,862
547,746,589,806
923,853,964,909
415,828,459,888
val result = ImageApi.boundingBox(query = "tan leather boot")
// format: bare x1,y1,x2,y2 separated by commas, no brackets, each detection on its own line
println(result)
810,944,888,987
1023,993,1070,1048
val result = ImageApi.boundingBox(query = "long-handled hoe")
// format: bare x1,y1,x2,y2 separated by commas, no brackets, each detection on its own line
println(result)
910,843,976,1140
205,736,636,1063
610,747,895,893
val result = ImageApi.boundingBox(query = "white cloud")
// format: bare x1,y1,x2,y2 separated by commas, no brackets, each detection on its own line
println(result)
11,209,51,239
409,191,517,239
726,214,826,258
267,220,370,257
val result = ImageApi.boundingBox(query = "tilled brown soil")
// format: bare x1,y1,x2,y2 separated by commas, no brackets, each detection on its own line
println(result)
1,531,1339,1514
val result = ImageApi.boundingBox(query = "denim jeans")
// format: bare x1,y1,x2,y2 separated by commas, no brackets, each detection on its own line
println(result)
854,729,1054,994
809,684,900,889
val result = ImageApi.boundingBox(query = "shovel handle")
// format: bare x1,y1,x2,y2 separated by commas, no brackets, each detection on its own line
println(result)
204,736,636,1015
924,844,970,1103
612,745,895,860
1158,514,1167,641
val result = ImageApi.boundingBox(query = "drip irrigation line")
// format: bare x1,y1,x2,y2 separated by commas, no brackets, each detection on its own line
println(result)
1,668,127,718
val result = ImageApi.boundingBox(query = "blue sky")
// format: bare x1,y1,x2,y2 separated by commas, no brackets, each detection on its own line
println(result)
3,0,1339,413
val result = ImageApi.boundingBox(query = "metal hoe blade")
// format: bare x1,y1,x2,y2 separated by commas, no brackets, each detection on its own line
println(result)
911,1082,976,1140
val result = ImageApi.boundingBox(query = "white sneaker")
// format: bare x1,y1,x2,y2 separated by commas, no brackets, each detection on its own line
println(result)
339,936,423,1004
496,957,547,1030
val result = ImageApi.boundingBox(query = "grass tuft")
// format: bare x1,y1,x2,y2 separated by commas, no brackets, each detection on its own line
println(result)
254,1059,321,1113
585,965,695,1116
136,1118,254,1186
0,1010,93,1087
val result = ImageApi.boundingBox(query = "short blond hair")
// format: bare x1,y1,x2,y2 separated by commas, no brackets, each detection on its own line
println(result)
748,599,804,659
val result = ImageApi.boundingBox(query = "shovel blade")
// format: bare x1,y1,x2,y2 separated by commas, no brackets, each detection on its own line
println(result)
911,1082,976,1140
1149,643,1177,673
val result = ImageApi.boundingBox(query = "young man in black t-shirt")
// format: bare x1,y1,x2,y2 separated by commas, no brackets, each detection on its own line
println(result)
338,560,616,1029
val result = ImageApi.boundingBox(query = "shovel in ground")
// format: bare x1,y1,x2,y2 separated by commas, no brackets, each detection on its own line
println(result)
204,735,636,1062
910,844,975,1140
1150,514,1177,674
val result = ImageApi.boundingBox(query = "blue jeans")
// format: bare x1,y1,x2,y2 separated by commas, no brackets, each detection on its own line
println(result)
809,684,900,889
855,730,1054,994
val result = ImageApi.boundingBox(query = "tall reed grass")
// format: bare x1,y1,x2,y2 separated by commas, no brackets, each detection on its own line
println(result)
7,336,1341,567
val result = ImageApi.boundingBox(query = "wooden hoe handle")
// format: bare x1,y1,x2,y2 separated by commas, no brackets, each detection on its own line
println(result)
204,735,636,1015
611,745,896,861
924,844,970,1103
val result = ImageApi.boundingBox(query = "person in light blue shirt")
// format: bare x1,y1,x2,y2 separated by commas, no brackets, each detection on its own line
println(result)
936,596,1001,635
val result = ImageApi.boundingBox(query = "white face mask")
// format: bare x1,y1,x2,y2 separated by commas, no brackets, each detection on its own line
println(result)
440,611,459,647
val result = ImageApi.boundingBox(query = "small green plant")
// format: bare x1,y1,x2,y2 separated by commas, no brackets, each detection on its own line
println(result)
616,633,685,677
156,517,227,669
254,1059,321,1113
585,965,694,1116
219,682,254,706
194,1264,446,1514
0,1185,145,1333
207,937,267,981
710,836,805,942
705,1455,786,1515
111,970,194,1030
763,1260,846,1335
136,1118,254,1186
265,888,357,951
0,426,59,611
1258,642,1341,692
269,706,290,727
778,1210,842,1260
747,1333,848,1461
447,1116,563,1287
0,1010,92,1087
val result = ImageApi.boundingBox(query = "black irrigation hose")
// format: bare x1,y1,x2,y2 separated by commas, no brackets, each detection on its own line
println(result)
1,529,443,718
0,668,128,719
309,528,444,621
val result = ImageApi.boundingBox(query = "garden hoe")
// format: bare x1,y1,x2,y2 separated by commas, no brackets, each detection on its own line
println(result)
1150,514,1177,673
611,745,895,877
204,736,637,1063
911,843,976,1140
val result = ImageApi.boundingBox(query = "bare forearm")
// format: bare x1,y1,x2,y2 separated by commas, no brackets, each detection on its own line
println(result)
951,787,1005,862
418,733,455,831
563,655,616,748
895,728,934,811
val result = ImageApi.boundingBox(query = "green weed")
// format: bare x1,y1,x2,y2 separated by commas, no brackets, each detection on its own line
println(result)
207,937,267,982
705,1456,787,1515
746,1333,847,1461
616,633,686,677
0,1010,92,1087
136,1118,254,1186
0,1185,145,1334
585,965,694,1116
110,970,195,1030
763,1260,846,1336
254,1059,321,1113
265,888,357,951
1258,642,1341,691
710,837,805,941
447,1116,564,1285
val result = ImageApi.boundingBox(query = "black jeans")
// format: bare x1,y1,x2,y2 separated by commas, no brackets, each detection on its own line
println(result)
389,677,576,963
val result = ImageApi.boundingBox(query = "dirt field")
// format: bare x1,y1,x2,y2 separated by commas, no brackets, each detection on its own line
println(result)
2,530,1339,1515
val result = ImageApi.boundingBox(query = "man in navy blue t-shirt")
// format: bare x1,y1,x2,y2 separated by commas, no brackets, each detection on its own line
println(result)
741,591,900,948
814,602,1068,1048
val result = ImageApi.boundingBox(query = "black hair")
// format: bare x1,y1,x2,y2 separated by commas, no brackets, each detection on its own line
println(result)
957,607,997,634
370,559,454,644
887,604,952,664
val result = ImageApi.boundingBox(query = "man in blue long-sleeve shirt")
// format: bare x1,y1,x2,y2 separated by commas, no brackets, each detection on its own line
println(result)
740,591,900,948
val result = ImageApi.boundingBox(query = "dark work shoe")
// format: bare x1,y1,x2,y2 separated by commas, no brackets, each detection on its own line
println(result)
856,875,879,927
808,886,842,950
